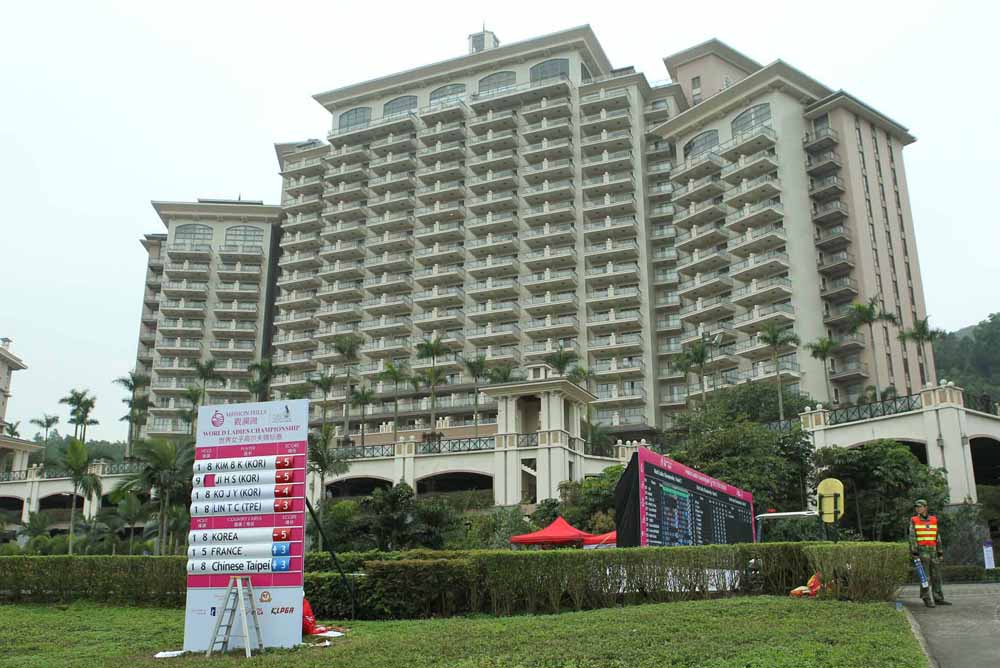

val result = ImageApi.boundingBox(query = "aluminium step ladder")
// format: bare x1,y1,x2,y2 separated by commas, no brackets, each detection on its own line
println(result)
206,575,265,657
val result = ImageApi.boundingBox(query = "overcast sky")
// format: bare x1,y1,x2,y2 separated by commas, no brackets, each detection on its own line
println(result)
2,0,995,442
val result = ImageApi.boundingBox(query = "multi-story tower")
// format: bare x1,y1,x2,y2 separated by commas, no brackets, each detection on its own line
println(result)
133,199,281,439
268,27,934,442
0,338,28,431
650,39,934,418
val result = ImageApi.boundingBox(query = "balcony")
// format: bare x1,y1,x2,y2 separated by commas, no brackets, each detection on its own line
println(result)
521,96,573,122
466,169,516,194
803,127,840,153
273,352,315,371
414,308,465,330
724,174,782,208
360,316,413,337
468,148,518,172
725,200,784,233
370,133,417,157
524,339,579,360
585,261,640,286
821,277,860,302
679,296,736,324
361,337,412,358
415,201,465,222
522,179,575,205
466,256,519,278
676,270,735,299
523,292,578,316
650,226,676,246
417,140,466,164
729,250,790,281
324,179,366,201
367,252,413,273
467,211,519,235
280,231,322,253
368,212,415,234
415,221,465,244
721,149,779,184
582,149,632,175
812,200,850,225
524,269,578,292
413,264,465,287
283,193,324,215
211,321,258,340
817,250,855,276
469,128,519,153
361,294,412,316
319,240,366,262
588,286,642,309
733,303,795,332
580,108,631,133
315,303,363,322
469,109,517,132
368,172,415,195
584,239,640,263
413,286,465,307
467,233,520,257
364,272,412,294
805,151,842,177
718,125,777,161
524,315,579,338
675,221,729,253
166,242,211,261
367,192,415,215
321,220,366,242
523,246,577,270
580,129,632,154
317,261,364,281
731,276,794,308
275,289,319,310
466,323,520,345
282,156,325,177
523,158,574,183
672,174,727,208
156,318,202,338
524,223,575,248
216,263,260,282
161,280,208,299
316,280,363,301
653,270,680,287
522,137,573,162
809,175,846,201
470,74,572,110
367,231,415,255
215,282,260,300
155,336,202,356
418,97,468,124
583,215,636,240
278,250,322,271
593,359,644,379
416,159,465,183
832,333,866,353
583,193,635,217
726,224,786,257
652,247,679,265
272,330,317,351
164,262,209,281
325,161,366,183
589,332,643,354
677,248,731,276
466,278,518,299
322,200,367,222
815,225,851,252
823,304,856,327
656,316,682,333
522,117,574,143
468,301,520,323
743,359,801,384
671,152,725,183
579,86,630,112
210,340,257,358
327,112,416,144
587,309,642,334
830,360,869,382
673,199,727,229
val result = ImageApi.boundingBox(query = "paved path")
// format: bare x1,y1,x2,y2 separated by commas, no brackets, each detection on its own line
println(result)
899,583,1000,667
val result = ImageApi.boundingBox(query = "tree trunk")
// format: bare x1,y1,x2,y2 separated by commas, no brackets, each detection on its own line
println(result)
342,370,351,445
392,384,399,445
868,323,882,402
774,351,785,422
360,407,366,448
700,366,707,406
473,380,480,438
68,483,78,555
824,363,833,406
316,473,325,552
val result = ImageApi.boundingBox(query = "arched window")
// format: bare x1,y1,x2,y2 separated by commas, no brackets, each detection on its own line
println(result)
225,225,264,246
682,130,720,160
338,107,371,131
383,95,417,118
529,58,569,83
429,84,465,104
731,103,772,136
174,224,212,243
478,71,516,94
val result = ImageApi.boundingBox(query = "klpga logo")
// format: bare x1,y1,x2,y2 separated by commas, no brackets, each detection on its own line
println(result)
211,411,225,427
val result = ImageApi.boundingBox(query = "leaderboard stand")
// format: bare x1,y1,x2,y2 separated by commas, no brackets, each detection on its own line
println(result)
183,399,309,652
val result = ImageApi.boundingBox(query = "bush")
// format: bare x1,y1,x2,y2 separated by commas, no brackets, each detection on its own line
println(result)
0,556,186,605
906,564,1000,583
365,559,473,618
803,543,908,601
303,548,476,573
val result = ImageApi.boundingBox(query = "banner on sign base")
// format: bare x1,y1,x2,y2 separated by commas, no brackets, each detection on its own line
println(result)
182,399,309,652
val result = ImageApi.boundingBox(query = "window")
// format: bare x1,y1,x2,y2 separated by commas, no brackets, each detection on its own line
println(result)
174,224,212,243
529,58,569,83
691,76,701,89
731,103,771,136
225,225,264,246
651,99,669,110
429,84,465,104
478,71,516,94
682,130,719,160
338,107,371,131
580,62,592,83
383,95,417,117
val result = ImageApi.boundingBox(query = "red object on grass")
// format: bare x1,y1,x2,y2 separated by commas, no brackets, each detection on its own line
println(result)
302,598,328,635
509,516,595,545
582,530,617,546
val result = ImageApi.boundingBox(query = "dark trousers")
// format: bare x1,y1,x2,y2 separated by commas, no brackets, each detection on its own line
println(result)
916,552,944,602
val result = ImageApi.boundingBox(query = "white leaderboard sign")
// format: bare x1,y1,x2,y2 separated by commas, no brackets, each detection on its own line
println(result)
182,399,309,652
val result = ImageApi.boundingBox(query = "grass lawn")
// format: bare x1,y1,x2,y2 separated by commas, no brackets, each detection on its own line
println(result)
0,597,926,668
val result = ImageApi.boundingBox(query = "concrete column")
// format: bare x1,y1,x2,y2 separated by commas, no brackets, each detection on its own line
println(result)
394,439,416,489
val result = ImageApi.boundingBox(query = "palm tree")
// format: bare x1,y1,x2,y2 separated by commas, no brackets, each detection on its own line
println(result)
59,389,89,439
114,372,149,457
179,387,204,438
847,297,898,402
486,363,520,384
378,361,411,444
568,365,598,429
116,438,193,556
350,386,377,447
247,357,274,401
416,336,449,370
121,394,154,452
416,366,448,439
331,334,364,446
805,337,837,405
898,316,944,367
544,346,579,376
757,323,801,422
309,371,337,447
460,355,488,437
192,360,222,406
61,438,103,555
29,414,59,442
3,421,20,437
17,511,53,539
112,492,148,555
306,437,350,551
284,387,310,400
416,337,450,441
675,341,710,406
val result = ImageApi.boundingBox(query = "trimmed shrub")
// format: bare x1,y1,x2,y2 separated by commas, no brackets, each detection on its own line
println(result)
0,556,186,605
364,559,473,618
303,572,369,619
803,543,908,601
303,549,479,573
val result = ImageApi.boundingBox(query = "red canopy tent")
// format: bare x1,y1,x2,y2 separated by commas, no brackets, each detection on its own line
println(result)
582,530,616,547
509,516,595,546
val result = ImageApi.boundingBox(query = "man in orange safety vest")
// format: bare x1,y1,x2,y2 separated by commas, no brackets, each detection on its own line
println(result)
909,499,950,608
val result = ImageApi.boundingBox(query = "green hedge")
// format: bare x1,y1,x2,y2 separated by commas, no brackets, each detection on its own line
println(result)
906,564,1000,583
803,543,909,602
303,549,476,573
0,556,187,606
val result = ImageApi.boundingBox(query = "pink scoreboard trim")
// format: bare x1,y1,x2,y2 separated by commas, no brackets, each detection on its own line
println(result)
636,446,755,545
195,442,307,460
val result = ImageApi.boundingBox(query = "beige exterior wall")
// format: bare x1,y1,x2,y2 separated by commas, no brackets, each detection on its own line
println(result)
0,342,27,429
672,54,751,104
